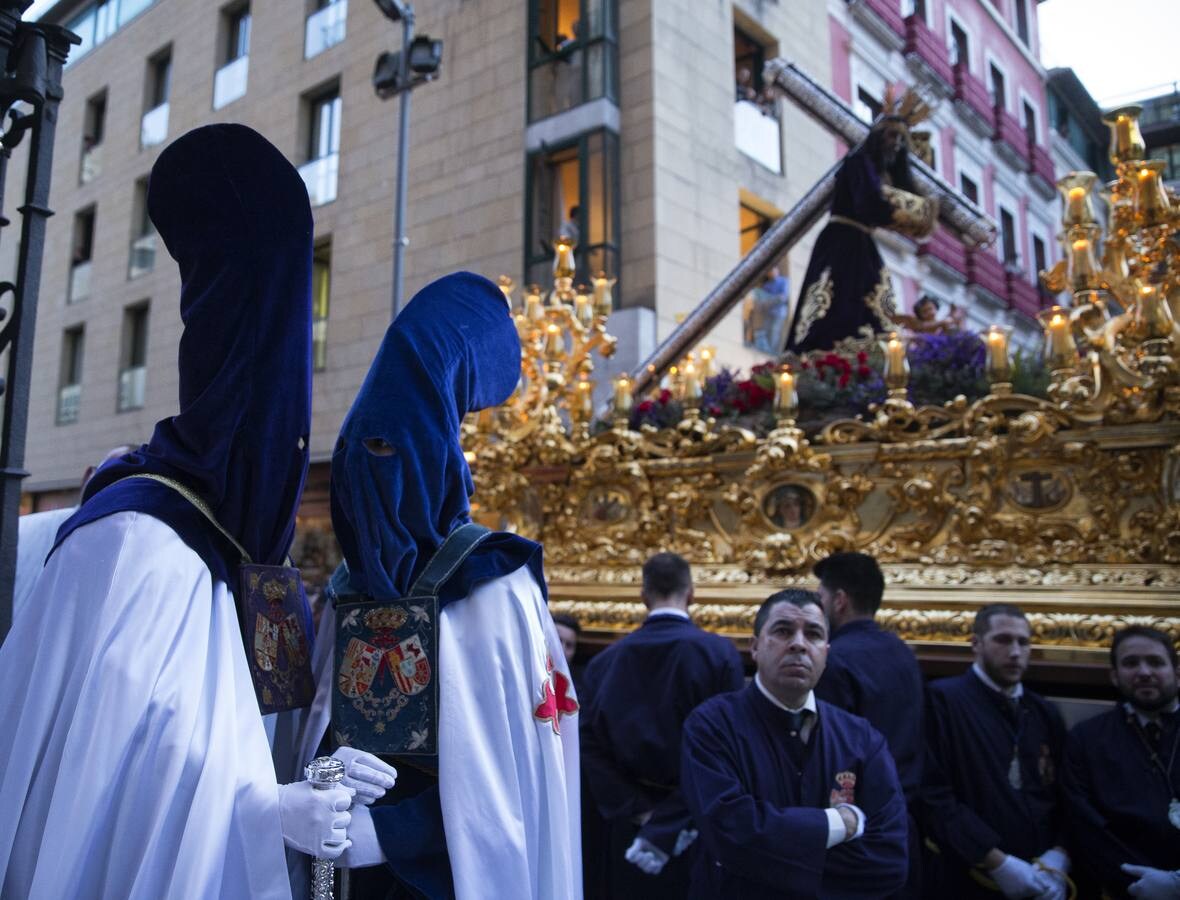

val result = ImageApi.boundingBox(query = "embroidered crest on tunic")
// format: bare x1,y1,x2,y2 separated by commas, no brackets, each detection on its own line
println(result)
792,267,834,345
829,770,857,806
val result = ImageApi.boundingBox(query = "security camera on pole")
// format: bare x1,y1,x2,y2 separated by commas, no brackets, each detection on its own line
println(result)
371,0,442,318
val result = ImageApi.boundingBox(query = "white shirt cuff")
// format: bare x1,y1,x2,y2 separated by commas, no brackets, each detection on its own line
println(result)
824,805,866,848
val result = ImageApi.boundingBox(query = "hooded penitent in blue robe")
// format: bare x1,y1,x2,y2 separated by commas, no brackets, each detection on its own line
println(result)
680,684,908,899
579,613,744,898
291,272,580,900
0,123,313,900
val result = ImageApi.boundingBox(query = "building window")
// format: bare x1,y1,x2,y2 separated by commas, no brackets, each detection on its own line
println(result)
527,0,617,122
1014,0,1030,46
141,46,171,148
118,303,149,412
525,128,619,293
298,86,342,207
1148,144,1180,182
1022,100,1038,145
66,0,156,65
901,0,927,21
80,91,106,184
959,173,979,205
214,2,250,109
734,27,781,173
739,202,786,354
999,207,1018,266
312,241,331,371
128,178,156,278
1032,233,1049,295
740,203,771,256
988,62,1006,111
69,207,96,303
949,20,969,68
855,87,882,124
57,327,85,425
306,0,347,59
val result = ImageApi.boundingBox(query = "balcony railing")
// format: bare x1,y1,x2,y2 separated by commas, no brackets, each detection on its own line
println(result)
1006,269,1040,318
305,0,347,59
917,226,967,278
213,55,249,110
298,153,339,207
57,384,81,425
128,233,156,278
68,261,91,303
734,100,782,174
903,14,953,89
118,365,147,411
994,108,1030,167
952,61,995,135
140,102,169,149
79,142,102,184
966,248,1007,301
1029,142,1056,194
851,0,906,44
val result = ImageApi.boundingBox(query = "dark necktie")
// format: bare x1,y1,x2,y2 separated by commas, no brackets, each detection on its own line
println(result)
1146,720,1164,749
785,709,809,770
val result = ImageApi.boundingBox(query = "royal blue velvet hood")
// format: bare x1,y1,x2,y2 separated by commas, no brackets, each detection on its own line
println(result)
331,272,543,604
53,124,313,585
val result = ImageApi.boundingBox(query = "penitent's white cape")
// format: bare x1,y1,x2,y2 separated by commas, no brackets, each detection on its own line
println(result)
0,512,291,900
282,563,581,899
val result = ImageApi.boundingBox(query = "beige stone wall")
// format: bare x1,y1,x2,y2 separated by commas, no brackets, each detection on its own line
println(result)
16,0,834,495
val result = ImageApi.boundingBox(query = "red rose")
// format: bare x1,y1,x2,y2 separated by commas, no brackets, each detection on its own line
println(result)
857,351,868,363
658,389,672,404
857,365,872,378
838,372,851,388
637,400,653,414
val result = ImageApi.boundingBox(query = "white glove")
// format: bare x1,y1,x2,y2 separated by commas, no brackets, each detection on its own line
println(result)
278,781,353,859
1123,864,1180,899
332,746,398,805
991,854,1055,899
1035,848,1070,900
338,804,387,869
624,836,670,875
673,828,698,857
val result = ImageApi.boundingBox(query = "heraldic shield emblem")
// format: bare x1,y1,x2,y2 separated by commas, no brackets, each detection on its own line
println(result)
333,595,439,757
239,564,316,715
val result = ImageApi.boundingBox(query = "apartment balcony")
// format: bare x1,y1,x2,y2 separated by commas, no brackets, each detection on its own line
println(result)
305,0,347,59
128,233,156,279
68,260,91,303
903,14,953,93
118,365,147,412
56,384,81,425
917,226,968,280
966,248,1007,302
140,102,169,149
79,142,102,184
1029,142,1056,198
952,61,995,138
298,152,339,207
849,0,905,50
1006,269,1041,318
734,100,782,174
993,108,1030,169
213,55,248,110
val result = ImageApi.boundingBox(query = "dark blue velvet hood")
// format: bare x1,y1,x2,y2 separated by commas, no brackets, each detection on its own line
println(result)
330,272,543,604
53,124,313,585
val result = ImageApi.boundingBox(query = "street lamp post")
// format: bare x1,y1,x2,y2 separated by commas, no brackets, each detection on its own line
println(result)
372,0,442,317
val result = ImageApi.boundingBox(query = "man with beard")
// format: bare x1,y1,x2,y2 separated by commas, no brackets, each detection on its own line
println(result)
679,589,908,898
286,272,580,899
921,604,1070,899
1063,626,1180,898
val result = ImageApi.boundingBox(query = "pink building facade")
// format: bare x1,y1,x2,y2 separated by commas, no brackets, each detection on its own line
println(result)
828,0,1060,346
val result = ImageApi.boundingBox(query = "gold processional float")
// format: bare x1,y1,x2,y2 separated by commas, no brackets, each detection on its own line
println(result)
465,105,1180,674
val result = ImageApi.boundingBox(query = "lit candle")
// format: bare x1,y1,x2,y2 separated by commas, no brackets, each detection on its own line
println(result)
592,272,615,319
681,362,702,404
524,287,545,322
1137,282,1175,339
1041,306,1078,370
553,237,575,281
881,331,908,390
613,374,633,417
496,275,515,310
1115,115,1132,154
985,326,1010,383
1066,187,1086,224
574,292,593,328
1135,163,1171,226
699,346,716,379
1070,237,1097,280
574,378,594,420
544,322,564,358
775,369,798,417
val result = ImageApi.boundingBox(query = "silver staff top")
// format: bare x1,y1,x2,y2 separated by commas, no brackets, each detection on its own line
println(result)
305,756,346,787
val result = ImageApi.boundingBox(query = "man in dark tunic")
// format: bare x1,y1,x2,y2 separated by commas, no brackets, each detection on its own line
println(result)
813,552,924,897
580,552,744,898
921,603,1070,899
783,103,937,355
680,589,908,899
1062,626,1180,899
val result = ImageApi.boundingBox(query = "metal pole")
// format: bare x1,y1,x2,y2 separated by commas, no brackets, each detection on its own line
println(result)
0,15,77,642
390,7,413,318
